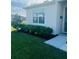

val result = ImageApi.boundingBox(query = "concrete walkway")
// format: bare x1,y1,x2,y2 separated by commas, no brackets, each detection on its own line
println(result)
44,34,67,52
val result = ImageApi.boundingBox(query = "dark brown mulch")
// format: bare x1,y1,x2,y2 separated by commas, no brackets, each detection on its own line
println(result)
18,29,58,40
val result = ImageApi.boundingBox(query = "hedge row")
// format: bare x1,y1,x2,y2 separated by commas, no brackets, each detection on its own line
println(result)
13,24,53,36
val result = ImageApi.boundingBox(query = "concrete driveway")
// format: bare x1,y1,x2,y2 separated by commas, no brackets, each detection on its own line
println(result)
44,34,67,52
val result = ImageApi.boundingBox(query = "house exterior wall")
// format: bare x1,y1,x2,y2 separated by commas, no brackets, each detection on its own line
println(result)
55,2,63,34
25,1,67,34
26,2,58,34
56,1,67,34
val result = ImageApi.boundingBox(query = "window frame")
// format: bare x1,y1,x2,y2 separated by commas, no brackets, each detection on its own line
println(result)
33,13,45,24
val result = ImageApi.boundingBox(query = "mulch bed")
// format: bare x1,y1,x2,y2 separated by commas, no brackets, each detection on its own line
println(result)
18,30,58,40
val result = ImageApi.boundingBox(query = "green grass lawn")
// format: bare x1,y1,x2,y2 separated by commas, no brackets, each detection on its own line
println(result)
11,31,67,59
11,27,67,59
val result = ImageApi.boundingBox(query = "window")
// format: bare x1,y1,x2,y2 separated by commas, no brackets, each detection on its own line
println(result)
39,17,44,23
33,13,45,24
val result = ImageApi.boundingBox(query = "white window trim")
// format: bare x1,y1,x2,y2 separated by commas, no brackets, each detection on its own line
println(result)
33,13,45,24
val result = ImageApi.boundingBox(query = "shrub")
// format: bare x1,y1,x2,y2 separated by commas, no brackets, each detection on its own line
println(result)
18,24,53,36
16,24,28,32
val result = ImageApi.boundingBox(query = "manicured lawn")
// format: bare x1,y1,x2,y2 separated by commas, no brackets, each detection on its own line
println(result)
11,32,67,59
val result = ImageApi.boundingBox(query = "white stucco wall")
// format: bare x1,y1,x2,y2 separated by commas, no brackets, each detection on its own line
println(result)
26,2,58,34
56,2,67,34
